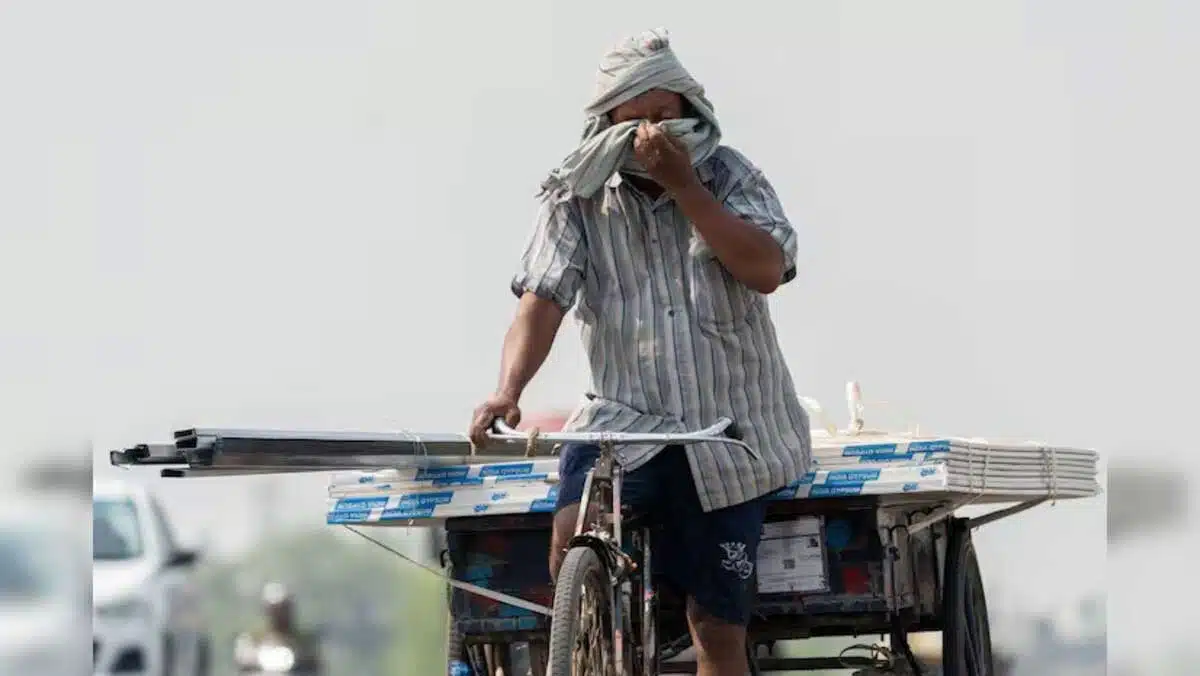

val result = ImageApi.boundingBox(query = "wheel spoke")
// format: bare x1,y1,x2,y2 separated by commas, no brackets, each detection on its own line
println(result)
568,569,614,675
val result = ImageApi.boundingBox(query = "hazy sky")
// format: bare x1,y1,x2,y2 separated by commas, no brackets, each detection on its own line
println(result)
3,0,1197,666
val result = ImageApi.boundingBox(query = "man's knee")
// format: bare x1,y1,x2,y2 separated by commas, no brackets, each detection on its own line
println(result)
686,598,746,661
549,505,579,580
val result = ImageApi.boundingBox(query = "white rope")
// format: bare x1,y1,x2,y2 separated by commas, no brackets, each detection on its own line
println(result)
343,525,552,616
394,428,430,529
1051,445,1058,504
798,396,839,436
955,439,990,513
394,427,430,459
838,642,895,670
1039,443,1059,505
846,381,865,434
525,426,541,457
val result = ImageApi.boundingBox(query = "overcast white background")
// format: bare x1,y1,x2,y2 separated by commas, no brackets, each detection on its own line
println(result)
2,0,1196,668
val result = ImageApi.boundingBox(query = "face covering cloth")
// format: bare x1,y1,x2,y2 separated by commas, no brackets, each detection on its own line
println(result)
538,28,722,202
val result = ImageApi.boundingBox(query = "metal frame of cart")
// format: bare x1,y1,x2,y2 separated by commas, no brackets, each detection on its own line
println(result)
111,420,1054,675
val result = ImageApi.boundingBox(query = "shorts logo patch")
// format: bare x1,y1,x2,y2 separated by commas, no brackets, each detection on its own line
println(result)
719,541,754,580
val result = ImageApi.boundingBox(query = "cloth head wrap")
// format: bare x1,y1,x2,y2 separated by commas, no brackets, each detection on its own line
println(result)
539,28,721,202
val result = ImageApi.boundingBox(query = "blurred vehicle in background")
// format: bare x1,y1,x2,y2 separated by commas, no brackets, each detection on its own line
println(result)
0,495,91,676
233,582,322,675
94,480,210,675
1106,464,1187,542
24,456,92,500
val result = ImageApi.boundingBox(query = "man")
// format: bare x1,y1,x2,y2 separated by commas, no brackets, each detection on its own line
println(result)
469,28,811,676
234,582,322,674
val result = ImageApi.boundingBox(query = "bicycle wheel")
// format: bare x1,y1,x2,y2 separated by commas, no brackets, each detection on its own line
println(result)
942,518,995,675
547,546,616,676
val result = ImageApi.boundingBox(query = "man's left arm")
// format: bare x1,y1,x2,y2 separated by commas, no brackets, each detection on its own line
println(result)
671,166,798,294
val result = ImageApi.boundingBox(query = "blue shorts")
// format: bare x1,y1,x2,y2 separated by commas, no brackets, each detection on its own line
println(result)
555,443,767,626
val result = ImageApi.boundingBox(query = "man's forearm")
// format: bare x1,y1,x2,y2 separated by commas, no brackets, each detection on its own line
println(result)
671,180,784,294
497,294,564,400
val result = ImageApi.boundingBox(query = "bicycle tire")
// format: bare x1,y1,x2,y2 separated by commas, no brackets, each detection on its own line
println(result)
445,617,469,675
547,546,616,676
942,518,995,675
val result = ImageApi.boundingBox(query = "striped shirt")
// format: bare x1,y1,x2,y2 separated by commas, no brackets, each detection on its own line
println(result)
512,145,811,512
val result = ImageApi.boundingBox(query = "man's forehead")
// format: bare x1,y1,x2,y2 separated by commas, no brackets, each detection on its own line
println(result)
621,89,680,106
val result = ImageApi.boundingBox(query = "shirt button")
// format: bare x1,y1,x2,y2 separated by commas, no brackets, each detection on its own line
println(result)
667,309,675,317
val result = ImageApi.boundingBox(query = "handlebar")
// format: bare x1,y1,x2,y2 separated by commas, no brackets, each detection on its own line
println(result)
488,416,759,458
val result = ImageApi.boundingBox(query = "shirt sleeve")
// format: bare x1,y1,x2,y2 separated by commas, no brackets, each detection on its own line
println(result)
721,166,799,285
510,199,588,311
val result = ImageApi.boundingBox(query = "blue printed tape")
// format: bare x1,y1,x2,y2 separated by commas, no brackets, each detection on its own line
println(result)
480,462,537,477
410,462,541,481
810,484,865,497
381,505,436,519
530,498,557,513
415,466,471,481
394,491,456,509
839,439,950,458
327,509,373,523
797,469,882,486
331,497,388,512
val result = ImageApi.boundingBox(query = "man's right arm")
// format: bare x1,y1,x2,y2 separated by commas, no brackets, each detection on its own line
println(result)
469,199,587,447
497,293,565,403
469,295,564,447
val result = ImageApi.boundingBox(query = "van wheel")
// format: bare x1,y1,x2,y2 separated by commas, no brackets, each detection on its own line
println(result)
194,636,211,676
160,634,176,676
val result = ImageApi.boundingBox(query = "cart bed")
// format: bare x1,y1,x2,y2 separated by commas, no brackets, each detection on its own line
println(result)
443,496,949,643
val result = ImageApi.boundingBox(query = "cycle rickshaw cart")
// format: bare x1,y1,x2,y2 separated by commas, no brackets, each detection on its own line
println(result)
110,385,1101,675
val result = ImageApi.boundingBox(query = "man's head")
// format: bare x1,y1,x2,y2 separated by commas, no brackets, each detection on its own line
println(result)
262,581,294,631
538,28,721,201
586,29,706,121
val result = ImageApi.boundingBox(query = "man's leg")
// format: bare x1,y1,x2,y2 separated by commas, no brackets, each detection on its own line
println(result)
550,505,580,582
655,451,768,676
685,597,750,676
548,443,661,580
548,443,600,580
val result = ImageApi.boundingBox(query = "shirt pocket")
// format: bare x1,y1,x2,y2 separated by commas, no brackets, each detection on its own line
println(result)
688,251,765,335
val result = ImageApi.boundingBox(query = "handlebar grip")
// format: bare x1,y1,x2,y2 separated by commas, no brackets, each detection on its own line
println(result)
492,419,521,436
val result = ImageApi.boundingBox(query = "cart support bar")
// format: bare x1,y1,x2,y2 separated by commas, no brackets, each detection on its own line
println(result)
908,497,1049,535
966,498,1048,529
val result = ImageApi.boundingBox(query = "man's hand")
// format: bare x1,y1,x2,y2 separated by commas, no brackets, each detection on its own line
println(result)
633,121,698,194
469,393,522,450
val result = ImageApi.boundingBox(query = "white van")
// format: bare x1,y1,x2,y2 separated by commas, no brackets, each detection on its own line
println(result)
0,495,92,676
93,480,210,675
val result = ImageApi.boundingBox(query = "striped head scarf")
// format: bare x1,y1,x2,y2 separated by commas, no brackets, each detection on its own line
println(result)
539,28,722,202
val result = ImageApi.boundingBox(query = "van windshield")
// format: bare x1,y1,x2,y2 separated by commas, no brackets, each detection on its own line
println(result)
93,498,144,561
